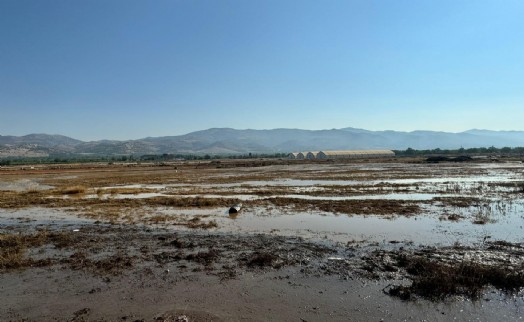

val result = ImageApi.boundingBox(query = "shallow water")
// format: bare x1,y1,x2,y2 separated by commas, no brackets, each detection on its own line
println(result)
0,179,53,191
179,193,463,201
207,201,524,245
0,208,96,227
4,161,524,247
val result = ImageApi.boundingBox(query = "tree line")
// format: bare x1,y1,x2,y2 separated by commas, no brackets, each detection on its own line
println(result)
1,147,523,166
0,152,289,166
394,146,524,156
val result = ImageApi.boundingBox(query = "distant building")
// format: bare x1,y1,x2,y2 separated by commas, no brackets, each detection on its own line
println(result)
306,151,320,159
316,150,395,159
289,150,395,160
287,152,299,159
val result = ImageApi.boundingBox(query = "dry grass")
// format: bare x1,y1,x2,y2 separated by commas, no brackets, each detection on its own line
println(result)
106,187,156,195
1,160,521,229
145,214,218,229
261,197,421,216
387,255,524,300
432,196,481,207
0,230,78,270
148,196,235,208
58,185,87,195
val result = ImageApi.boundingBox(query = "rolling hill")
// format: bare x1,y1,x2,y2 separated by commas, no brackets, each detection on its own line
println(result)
1,128,523,157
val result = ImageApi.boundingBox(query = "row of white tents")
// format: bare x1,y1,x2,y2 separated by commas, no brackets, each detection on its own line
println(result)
288,150,395,160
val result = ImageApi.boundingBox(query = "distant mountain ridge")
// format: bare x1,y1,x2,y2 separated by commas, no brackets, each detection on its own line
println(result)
1,128,524,157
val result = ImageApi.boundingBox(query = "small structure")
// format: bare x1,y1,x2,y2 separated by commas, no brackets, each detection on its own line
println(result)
306,151,320,159
287,152,299,159
296,152,306,160
316,150,395,159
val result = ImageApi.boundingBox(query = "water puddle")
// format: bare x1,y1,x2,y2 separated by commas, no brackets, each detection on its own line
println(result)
0,179,53,191
101,184,172,190
277,193,459,201
179,193,463,201
4,162,524,247
208,201,524,245
0,208,97,227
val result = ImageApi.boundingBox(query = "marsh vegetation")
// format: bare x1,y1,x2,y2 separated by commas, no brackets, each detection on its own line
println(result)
1,157,524,320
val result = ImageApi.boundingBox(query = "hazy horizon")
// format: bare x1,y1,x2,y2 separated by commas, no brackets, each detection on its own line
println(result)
2,126,524,143
2,1,523,141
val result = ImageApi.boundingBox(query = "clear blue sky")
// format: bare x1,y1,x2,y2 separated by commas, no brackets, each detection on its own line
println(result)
1,0,523,141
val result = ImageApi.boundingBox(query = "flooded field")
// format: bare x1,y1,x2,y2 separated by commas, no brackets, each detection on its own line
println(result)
3,159,522,244
1,158,524,321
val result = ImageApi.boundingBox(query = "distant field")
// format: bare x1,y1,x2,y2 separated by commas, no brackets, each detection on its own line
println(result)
1,157,524,321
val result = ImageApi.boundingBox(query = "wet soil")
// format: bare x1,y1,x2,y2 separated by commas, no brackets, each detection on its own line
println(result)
1,158,524,321
2,223,524,321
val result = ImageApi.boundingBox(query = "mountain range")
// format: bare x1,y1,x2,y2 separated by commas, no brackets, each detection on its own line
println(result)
1,127,524,157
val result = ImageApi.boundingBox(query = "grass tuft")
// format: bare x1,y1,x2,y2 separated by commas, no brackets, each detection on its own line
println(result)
389,255,524,300
59,185,87,195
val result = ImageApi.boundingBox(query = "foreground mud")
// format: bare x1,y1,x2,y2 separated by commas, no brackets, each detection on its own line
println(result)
1,158,524,321
2,224,524,321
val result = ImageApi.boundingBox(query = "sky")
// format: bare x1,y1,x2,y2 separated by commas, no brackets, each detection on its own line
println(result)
1,0,523,141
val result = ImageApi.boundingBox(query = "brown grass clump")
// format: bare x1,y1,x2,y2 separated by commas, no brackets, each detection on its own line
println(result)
263,197,420,216
0,190,51,208
387,255,524,300
59,185,88,195
472,211,495,225
439,213,464,221
149,196,234,208
432,197,480,207
447,214,463,221
0,243,27,270
0,231,76,270
106,187,156,195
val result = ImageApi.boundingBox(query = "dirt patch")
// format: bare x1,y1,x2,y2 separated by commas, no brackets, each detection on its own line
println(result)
67,251,135,275
0,225,335,278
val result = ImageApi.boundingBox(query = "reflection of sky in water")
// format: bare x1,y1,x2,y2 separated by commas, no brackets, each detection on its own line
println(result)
3,200,524,247
0,208,96,227
211,201,524,246
4,162,523,247
176,193,463,201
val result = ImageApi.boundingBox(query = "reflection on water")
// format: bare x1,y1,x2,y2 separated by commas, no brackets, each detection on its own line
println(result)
4,162,524,248
0,179,53,192
210,202,524,246
0,208,96,227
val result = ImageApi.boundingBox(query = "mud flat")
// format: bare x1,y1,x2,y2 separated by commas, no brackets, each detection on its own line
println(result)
1,158,524,321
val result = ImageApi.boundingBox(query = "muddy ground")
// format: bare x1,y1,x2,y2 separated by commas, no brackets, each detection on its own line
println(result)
1,158,524,321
